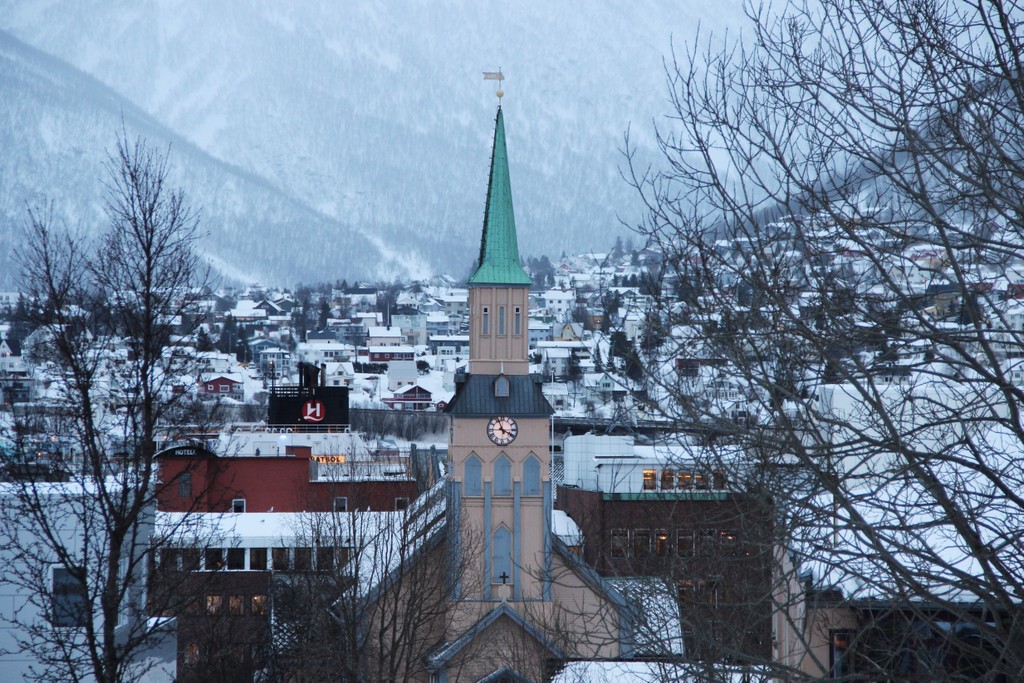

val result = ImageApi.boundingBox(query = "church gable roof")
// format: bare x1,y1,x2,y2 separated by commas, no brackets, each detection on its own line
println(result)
444,373,553,417
467,108,533,287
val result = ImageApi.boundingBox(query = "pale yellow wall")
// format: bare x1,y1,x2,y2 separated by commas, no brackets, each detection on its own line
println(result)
470,286,530,375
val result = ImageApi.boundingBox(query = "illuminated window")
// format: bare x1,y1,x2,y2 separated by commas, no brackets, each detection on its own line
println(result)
678,472,694,489
694,473,710,489
642,469,657,490
185,642,201,664
656,530,670,556
251,595,268,615
610,529,628,557
719,530,739,554
661,469,675,489
206,595,222,614
830,630,853,677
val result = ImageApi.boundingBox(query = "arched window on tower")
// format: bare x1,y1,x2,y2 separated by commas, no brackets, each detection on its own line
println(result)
494,454,512,495
465,454,482,496
494,374,510,398
524,454,541,495
492,526,512,584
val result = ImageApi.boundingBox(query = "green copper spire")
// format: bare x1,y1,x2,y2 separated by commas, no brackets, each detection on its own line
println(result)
467,107,533,286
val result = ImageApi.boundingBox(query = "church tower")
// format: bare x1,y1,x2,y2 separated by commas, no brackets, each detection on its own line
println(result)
445,106,554,602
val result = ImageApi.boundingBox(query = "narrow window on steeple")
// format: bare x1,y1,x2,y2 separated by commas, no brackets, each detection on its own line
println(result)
498,306,506,335
514,307,522,335
494,454,512,495
524,454,541,495
465,454,482,496
492,526,512,584
482,307,490,335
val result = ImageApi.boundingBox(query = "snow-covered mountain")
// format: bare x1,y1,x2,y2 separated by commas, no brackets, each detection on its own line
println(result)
0,1,744,286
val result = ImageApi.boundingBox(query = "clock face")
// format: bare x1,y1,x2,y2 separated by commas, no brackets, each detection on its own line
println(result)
487,416,518,446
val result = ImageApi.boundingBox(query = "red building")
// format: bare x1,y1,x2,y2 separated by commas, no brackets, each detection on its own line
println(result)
382,384,434,411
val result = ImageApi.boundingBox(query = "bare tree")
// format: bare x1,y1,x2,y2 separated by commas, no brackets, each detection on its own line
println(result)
0,132,211,682
628,0,1024,679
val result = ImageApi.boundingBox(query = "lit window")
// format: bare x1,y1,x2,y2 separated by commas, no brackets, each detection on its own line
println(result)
656,530,670,556
678,472,694,489
720,530,738,554
661,469,675,489
51,567,88,627
205,549,224,571
494,454,512,496
251,595,268,615
185,642,201,665
694,473,710,489
610,529,628,557
206,595,223,614
642,469,657,490
464,455,482,496
830,630,853,677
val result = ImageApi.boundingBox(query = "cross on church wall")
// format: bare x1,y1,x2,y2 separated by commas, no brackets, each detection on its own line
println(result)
498,571,510,584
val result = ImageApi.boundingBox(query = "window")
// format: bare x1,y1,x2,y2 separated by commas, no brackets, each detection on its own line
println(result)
713,470,728,489
182,549,200,571
251,595,268,615
482,306,490,335
492,526,512,584
464,454,482,496
249,548,268,570
698,529,718,555
498,306,506,334
220,384,230,392
494,454,512,495
661,469,676,490
719,530,738,555
678,472,694,489
610,530,628,557
206,594,223,614
51,567,88,627
205,549,224,571
656,530,670,556
333,496,348,513
642,469,657,490
226,548,245,570
523,455,541,496
272,548,289,571
178,472,192,498
494,375,510,397
317,546,335,570
514,307,522,335
694,473,710,489
830,630,852,678
160,548,180,570
294,547,312,571
633,529,651,558
185,641,201,665
232,498,246,513
207,384,214,391
677,529,694,557
228,595,243,615
678,580,718,608
394,497,409,510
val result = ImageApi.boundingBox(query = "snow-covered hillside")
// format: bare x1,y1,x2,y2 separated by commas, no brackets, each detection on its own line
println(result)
0,1,746,285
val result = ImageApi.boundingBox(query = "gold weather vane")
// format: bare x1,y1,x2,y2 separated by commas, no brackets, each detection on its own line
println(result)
483,69,505,104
